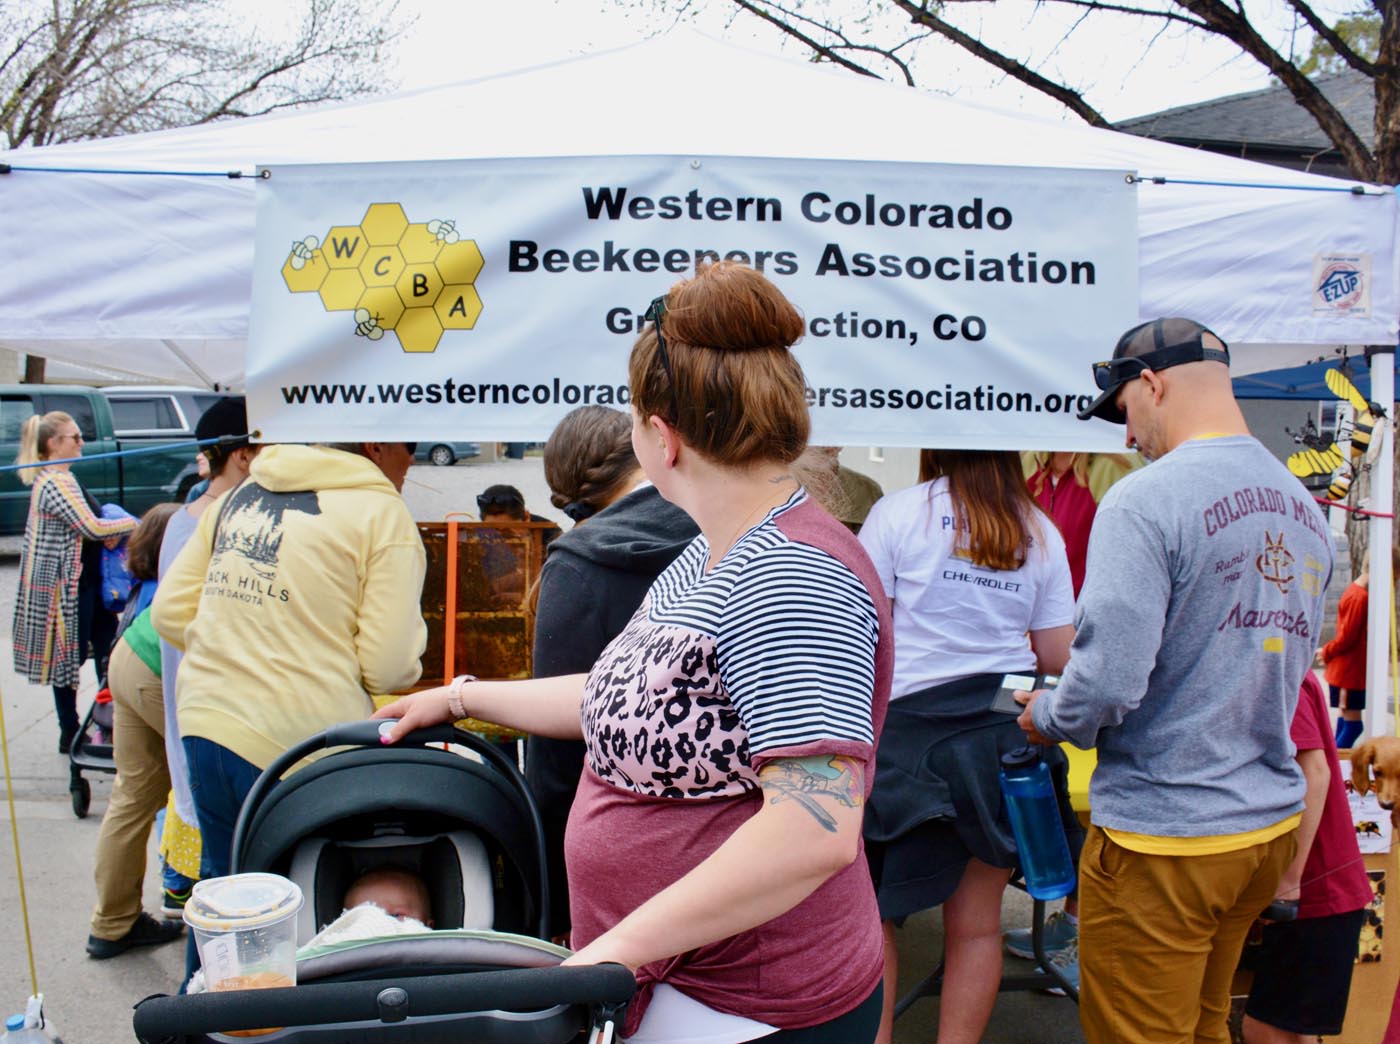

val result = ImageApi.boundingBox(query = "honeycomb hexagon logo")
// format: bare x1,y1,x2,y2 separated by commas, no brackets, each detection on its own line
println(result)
281,203,483,353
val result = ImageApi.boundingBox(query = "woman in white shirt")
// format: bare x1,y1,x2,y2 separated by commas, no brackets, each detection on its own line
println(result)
859,450,1075,1044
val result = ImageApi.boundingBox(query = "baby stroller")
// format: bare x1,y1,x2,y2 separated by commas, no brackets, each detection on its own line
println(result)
68,686,116,817
132,720,633,1042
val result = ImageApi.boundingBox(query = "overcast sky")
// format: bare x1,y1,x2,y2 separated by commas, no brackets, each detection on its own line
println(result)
375,0,1341,124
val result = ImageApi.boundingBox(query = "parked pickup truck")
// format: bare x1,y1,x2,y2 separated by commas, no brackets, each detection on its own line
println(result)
1,385,226,536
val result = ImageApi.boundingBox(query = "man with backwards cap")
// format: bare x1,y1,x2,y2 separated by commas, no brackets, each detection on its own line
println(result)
1017,319,1333,1043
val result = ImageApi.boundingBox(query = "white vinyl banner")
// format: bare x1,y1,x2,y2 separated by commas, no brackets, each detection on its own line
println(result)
248,157,1139,449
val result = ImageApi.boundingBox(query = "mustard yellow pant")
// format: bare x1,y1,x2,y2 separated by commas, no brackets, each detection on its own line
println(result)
1078,824,1295,1044
89,640,170,940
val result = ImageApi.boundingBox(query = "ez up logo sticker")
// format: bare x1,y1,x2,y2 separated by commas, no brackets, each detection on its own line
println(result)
281,203,483,353
1312,253,1370,316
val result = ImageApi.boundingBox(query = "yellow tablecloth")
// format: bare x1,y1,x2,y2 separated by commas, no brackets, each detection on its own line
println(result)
1062,743,1097,815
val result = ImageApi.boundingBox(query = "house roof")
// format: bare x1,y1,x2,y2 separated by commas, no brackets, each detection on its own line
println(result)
1116,69,1375,153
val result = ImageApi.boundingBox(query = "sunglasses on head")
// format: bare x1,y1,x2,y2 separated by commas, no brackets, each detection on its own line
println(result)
644,294,681,422
1090,340,1230,391
477,493,523,514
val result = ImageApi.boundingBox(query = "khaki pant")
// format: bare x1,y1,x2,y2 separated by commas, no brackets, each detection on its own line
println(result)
1078,823,1295,1044
90,640,170,940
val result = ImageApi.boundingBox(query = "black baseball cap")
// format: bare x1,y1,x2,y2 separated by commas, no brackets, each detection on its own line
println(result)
1078,318,1230,424
195,396,249,445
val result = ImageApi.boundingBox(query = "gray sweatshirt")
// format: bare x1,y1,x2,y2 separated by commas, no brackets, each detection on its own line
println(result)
1032,436,1332,836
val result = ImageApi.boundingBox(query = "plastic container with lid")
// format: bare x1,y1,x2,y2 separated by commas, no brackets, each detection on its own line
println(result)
2,1013,47,1041
184,873,303,1000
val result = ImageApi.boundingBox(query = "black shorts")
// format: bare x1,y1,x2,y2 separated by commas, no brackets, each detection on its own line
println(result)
1245,908,1366,1035
763,984,881,1043
1329,683,1367,710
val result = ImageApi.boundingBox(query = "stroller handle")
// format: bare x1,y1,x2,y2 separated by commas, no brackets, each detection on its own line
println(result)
322,719,457,748
230,719,553,938
132,963,636,1040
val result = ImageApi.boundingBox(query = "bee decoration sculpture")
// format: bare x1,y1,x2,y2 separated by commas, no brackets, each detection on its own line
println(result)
1323,367,1383,462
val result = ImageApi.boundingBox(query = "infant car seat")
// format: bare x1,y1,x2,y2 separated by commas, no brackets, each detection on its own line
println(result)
133,722,634,1043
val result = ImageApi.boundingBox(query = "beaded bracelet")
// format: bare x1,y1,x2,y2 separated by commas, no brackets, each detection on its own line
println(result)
446,673,478,720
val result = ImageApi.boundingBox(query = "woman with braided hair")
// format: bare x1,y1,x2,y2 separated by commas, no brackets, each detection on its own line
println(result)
528,404,698,938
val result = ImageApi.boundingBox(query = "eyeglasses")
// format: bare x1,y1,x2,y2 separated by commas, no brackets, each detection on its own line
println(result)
56,432,84,444
404,442,418,454
643,294,680,423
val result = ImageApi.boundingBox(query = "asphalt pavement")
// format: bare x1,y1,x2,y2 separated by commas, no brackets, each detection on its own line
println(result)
0,456,1085,1043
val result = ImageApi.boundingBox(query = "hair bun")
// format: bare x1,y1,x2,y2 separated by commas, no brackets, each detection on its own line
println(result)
665,261,804,353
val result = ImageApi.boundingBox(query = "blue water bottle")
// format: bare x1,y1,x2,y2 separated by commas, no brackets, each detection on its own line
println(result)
999,746,1077,900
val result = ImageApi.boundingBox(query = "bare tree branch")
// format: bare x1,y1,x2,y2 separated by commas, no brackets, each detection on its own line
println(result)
729,0,885,78
0,0,409,149
890,0,1112,125
1173,0,1376,178
1285,0,1377,75
1041,0,1210,31
682,0,1394,183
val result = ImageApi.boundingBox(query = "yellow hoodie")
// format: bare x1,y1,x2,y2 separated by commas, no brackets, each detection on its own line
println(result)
153,445,427,769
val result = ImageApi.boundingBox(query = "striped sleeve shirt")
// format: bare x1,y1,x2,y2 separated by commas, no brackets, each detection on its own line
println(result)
579,489,880,799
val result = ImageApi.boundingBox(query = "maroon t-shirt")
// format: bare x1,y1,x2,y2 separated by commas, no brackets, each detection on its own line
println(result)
1029,467,1098,598
1291,672,1372,919
565,492,892,1034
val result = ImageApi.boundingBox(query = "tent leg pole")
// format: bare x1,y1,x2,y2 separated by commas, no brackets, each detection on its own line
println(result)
1362,345,1395,740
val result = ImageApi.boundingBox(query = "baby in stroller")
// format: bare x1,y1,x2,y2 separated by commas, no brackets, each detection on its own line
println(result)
341,868,435,928
133,720,633,1042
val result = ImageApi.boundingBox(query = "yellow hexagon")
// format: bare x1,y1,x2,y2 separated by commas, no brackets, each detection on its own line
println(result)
395,307,444,353
396,263,444,309
358,284,408,328
435,284,483,330
282,248,328,293
360,203,409,246
318,268,366,312
359,245,405,288
435,240,484,285
399,223,442,265
356,286,406,331
321,225,368,269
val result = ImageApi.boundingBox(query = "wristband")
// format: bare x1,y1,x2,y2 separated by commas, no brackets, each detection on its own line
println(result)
446,674,477,720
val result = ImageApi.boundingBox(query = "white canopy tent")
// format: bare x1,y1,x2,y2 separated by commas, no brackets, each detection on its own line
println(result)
0,31,1394,726
0,31,1396,381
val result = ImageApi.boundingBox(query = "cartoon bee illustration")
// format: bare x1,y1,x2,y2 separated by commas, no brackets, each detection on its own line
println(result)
288,234,321,270
426,218,459,244
1324,368,1382,462
353,307,384,341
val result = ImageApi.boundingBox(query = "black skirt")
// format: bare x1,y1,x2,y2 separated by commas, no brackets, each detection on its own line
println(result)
864,673,1071,921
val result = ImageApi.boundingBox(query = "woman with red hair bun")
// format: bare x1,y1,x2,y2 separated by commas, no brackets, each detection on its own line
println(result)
378,261,892,1042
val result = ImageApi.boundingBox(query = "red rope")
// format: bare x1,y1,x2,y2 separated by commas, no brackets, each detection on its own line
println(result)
1314,497,1396,519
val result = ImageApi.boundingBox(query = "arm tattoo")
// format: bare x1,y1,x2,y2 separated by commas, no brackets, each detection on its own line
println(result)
761,755,864,833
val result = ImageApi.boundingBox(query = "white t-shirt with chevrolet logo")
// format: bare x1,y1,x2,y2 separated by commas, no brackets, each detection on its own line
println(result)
859,476,1074,699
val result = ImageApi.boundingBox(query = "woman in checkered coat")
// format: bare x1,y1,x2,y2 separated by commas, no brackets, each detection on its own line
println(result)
12,412,136,753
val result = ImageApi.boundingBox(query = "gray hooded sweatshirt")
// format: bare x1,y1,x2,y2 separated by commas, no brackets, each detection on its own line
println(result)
1031,436,1332,837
